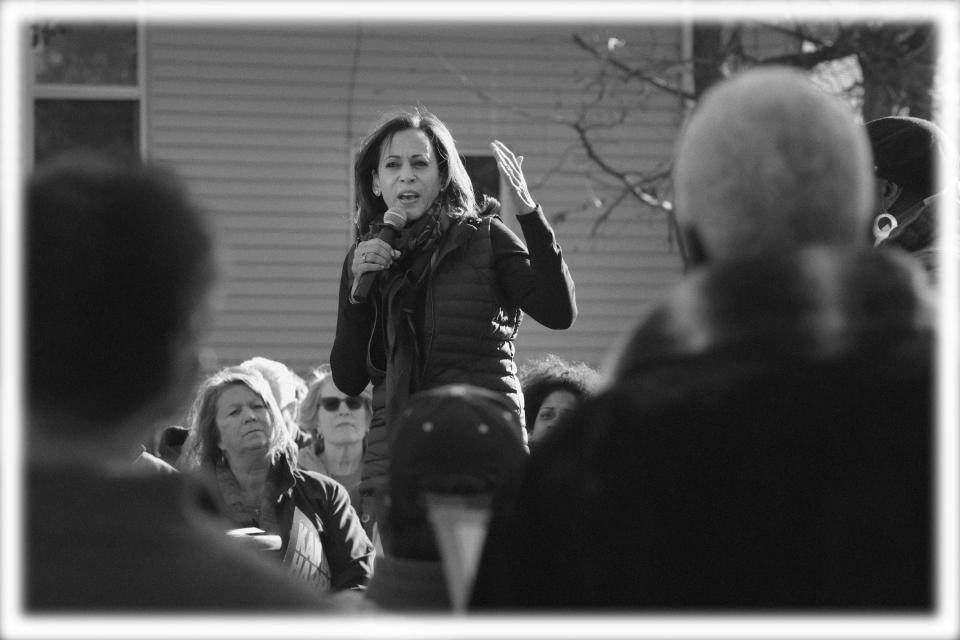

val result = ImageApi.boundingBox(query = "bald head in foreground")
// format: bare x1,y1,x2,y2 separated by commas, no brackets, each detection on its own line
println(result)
673,66,874,266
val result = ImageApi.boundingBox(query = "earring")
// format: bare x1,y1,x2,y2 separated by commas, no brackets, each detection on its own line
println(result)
373,186,381,196
873,212,898,247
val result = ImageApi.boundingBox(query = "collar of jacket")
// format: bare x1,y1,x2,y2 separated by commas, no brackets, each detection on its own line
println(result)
432,212,484,267
268,455,300,501
612,245,935,378
212,453,300,507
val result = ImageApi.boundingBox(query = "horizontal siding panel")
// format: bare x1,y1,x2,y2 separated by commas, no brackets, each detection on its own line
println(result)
356,26,680,60
191,181,326,197
151,113,345,133
213,329,337,345
150,28,360,51
154,147,345,166
151,62,354,85
212,231,333,248
219,264,336,281
217,280,333,296
151,96,333,118
166,163,339,182
219,296,330,313
150,131,340,151
152,47,356,68
150,79,348,101
214,313,325,331
208,349,333,376
203,199,351,218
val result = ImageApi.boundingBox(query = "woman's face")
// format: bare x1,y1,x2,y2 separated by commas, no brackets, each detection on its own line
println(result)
530,389,578,444
316,379,369,446
215,383,273,457
372,128,442,223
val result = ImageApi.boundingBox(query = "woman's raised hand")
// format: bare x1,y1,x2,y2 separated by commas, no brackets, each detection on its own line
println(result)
491,140,536,216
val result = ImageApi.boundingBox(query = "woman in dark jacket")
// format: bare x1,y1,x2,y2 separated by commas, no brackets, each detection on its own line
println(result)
181,367,374,595
330,106,576,534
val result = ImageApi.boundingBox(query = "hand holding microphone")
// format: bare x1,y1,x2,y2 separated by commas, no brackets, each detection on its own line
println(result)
351,208,407,303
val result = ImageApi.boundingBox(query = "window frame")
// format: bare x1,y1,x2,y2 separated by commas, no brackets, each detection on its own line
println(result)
27,21,147,168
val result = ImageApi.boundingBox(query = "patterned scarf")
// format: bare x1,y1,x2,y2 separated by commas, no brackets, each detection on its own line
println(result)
369,200,451,426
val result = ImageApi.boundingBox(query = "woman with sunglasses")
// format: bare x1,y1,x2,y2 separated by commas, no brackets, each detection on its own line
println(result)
180,366,374,596
297,365,371,511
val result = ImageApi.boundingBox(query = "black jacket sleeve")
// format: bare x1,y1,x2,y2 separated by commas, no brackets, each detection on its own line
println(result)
329,249,373,396
309,473,375,591
491,205,577,330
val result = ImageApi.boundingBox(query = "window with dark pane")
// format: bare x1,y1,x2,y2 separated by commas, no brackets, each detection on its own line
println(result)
34,99,139,165
463,155,500,205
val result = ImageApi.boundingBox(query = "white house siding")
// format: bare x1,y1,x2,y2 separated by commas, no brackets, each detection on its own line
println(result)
145,22,689,377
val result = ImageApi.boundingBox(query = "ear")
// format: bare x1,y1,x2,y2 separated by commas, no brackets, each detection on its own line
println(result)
879,178,903,211
679,224,709,270
372,172,381,197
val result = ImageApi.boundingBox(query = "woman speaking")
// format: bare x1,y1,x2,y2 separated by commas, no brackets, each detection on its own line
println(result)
330,106,576,533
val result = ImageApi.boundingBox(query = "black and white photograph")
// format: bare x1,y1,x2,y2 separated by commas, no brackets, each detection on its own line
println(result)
1,1,957,639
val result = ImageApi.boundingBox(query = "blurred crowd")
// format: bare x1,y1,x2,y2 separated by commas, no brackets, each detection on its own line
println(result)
23,65,949,615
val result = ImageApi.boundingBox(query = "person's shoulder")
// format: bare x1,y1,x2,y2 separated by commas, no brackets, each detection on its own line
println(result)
294,467,349,499
297,447,328,474
132,449,178,474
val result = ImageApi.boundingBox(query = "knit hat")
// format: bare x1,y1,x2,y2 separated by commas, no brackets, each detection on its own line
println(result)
388,384,527,610
865,116,944,197
389,384,526,502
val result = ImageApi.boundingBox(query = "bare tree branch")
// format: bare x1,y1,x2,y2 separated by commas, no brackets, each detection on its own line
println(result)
572,33,696,101
589,187,632,236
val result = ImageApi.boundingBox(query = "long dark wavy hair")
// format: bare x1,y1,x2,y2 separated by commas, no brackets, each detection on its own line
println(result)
352,106,476,240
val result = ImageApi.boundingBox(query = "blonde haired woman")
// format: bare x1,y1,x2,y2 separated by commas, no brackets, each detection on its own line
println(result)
181,366,374,594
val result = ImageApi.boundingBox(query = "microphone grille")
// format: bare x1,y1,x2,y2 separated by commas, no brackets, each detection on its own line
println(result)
383,208,408,230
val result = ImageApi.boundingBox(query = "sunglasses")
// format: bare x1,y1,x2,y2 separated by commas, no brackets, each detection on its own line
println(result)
320,396,364,412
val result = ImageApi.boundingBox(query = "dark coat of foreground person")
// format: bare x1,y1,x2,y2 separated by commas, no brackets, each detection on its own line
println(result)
471,246,934,610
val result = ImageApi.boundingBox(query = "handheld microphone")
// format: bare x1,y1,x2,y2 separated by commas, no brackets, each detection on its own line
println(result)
352,208,408,303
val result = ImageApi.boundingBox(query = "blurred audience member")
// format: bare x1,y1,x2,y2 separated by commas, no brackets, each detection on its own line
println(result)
471,67,934,610
26,151,319,610
672,73,873,267
297,365,371,511
866,115,956,283
519,354,601,445
180,366,374,595
132,446,178,474
157,424,190,467
337,385,526,612
240,356,311,448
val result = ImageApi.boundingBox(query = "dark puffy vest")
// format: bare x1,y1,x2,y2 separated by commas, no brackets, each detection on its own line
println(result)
361,215,524,495
420,215,523,414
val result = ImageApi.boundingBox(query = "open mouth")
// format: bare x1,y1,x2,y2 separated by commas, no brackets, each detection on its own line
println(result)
397,192,419,204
